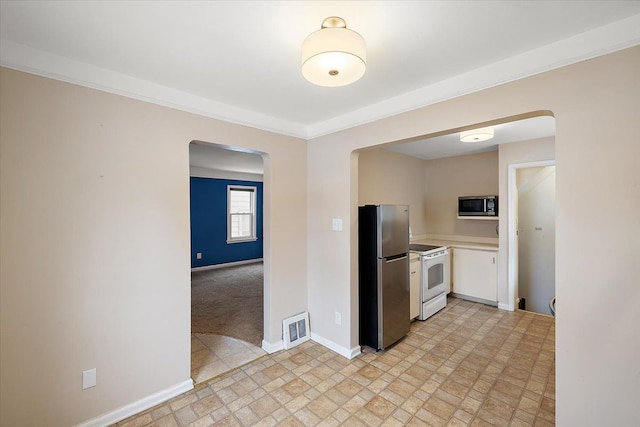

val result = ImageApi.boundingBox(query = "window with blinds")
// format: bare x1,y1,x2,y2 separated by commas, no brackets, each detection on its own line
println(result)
227,185,257,243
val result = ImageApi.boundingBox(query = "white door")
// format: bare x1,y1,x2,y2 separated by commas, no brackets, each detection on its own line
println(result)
517,166,556,315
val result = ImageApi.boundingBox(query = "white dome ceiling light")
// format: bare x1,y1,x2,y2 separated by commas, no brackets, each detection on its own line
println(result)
301,17,366,87
460,126,495,142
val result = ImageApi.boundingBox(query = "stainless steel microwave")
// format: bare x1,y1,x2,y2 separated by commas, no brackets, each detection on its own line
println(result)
458,195,498,216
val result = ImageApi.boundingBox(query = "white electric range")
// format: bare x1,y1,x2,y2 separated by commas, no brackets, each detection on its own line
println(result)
409,244,450,320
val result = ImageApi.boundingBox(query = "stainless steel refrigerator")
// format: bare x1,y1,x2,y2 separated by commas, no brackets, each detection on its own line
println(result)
358,204,410,350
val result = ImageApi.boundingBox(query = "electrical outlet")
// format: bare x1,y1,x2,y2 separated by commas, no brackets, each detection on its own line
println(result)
196,252,202,259
332,218,343,232
335,311,341,325
82,368,97,390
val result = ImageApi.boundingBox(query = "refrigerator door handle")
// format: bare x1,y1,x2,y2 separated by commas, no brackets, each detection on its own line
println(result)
385,255,407,263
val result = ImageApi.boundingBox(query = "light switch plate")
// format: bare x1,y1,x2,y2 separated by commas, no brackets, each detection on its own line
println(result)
82,368,97,390
332,218,343,232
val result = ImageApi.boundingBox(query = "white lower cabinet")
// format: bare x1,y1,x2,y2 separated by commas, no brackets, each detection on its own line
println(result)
409,253,421,319
452,248,498,302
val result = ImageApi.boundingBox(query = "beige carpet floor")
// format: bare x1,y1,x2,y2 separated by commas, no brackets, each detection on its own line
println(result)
191,262,263,346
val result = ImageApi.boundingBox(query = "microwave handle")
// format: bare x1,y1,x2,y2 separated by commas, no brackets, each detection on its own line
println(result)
484,198,487,212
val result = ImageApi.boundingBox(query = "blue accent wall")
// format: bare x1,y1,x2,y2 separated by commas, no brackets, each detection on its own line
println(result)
190,177,263,268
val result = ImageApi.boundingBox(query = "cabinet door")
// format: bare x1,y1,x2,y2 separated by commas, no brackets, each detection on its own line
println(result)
452,248,497,301
409,254,420,319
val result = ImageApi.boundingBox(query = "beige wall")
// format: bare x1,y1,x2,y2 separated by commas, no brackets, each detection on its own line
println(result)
0,68,307,425
358,148,499,239
307,47,640,425
2,46,639,426
357,148,427,236
423,151,499,238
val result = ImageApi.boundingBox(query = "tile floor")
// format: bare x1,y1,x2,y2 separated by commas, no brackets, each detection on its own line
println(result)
116,297,555,426
191,334,267,385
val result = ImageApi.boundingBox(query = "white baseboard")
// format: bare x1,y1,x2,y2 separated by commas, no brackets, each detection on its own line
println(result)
261,334,361,360
450,293,498,307
498,302,513,311
311,332,361,360
262,339,284,354
191,258,263,272
75,379,193,427
347,345,362,359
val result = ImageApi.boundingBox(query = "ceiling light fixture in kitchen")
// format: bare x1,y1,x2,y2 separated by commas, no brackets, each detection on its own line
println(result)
301,16,366,87
460,126,495,142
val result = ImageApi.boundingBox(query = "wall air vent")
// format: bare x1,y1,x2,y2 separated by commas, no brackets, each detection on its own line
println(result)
283,312,310,349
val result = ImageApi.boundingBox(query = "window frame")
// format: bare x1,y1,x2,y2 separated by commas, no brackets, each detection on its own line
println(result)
226,185,258,244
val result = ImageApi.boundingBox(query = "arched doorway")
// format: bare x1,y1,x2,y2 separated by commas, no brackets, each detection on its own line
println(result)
188,141,267,384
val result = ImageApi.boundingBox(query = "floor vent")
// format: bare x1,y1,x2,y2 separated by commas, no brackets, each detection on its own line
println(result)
283,312,310,349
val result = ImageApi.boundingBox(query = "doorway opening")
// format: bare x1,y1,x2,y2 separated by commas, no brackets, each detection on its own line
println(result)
508,161,556,316
356,113,556,318
188,141,267,384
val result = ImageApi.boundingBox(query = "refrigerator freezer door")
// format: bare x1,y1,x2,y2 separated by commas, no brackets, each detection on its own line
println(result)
378,205,409,258
378,255,410,349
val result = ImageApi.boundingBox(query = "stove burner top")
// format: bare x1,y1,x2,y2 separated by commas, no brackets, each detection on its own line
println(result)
409,244,441,252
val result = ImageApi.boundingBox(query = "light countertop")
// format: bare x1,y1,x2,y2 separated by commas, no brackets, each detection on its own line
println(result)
411,238,498,251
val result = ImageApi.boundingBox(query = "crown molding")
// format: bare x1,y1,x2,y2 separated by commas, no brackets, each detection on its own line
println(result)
1,14,638,140
0,39,308,139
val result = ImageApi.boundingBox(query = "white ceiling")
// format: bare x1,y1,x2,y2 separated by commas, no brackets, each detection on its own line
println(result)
387,115,556,161
189,142,264,175
1,1,639,142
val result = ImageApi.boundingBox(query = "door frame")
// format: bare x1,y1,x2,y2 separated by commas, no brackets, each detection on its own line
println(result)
507,159,555,311
188,140,268,347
